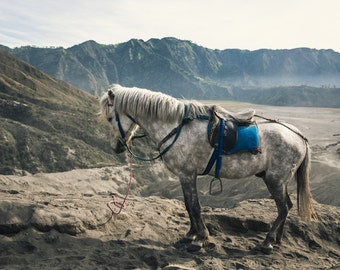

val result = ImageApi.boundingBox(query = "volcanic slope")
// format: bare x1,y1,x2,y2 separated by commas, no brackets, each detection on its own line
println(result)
0,50,120,174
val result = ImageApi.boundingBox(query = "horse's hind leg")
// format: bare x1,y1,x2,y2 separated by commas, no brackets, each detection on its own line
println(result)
275,191,293,244
262,177,291,254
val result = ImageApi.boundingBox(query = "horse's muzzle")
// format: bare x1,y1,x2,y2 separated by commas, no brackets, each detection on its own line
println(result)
114,139,126,154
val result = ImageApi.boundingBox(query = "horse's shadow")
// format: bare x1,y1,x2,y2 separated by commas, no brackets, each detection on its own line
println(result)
172,215,277,258
173,231,268,258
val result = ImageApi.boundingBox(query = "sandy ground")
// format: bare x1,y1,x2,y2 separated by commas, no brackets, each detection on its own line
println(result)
0,105,339,269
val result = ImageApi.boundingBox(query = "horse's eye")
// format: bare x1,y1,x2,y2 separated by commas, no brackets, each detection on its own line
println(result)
107,117,113,122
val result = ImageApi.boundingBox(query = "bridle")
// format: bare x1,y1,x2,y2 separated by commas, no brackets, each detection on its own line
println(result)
106,95,139,148
108,102,194,161
114,112,139,146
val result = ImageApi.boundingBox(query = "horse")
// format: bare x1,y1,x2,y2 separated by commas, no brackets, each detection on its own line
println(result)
99,84,316,253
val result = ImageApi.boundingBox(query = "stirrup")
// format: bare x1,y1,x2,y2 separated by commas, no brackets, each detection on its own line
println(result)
209,177,223,195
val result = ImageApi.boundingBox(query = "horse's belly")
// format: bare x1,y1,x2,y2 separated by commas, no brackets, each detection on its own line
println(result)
217,153,265,179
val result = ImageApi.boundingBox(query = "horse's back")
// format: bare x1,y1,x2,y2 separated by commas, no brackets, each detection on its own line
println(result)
258,120,305,146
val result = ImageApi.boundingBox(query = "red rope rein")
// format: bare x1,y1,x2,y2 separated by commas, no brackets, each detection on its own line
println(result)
107,152,133,215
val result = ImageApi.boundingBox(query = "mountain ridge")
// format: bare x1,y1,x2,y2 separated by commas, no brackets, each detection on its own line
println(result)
2,38,340,107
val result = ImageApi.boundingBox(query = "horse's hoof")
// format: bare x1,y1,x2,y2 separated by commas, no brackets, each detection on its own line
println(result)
187,240,204,252
275,239,282,245
180,234,197,244
261,244,273,255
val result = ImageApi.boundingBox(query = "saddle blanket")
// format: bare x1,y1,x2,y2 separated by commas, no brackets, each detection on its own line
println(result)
226,124,260,154
203,115,261,176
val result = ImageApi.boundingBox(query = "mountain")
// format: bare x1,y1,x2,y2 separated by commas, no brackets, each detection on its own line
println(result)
234,85,340,107
3,38,340,107
0,50,121,174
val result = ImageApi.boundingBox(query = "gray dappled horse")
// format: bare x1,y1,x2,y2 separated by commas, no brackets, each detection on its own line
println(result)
99,84,316,253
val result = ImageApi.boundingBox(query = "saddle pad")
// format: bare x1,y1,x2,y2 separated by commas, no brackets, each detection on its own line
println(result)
226,124,260,154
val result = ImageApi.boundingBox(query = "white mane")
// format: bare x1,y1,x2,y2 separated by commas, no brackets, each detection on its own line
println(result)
100,84,209,123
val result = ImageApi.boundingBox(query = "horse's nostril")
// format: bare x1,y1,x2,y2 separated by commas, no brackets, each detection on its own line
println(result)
108,117,113,122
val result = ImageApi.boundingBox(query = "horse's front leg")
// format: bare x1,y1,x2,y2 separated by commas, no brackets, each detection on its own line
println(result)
180,176,209,251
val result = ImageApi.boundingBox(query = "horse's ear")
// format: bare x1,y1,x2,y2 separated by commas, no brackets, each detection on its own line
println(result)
108,90,115,100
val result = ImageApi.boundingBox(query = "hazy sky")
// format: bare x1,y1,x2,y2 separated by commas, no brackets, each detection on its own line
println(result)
1,0,340,52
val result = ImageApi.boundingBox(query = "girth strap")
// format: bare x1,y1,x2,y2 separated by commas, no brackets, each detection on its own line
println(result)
215,119,225,178
202,119,225,179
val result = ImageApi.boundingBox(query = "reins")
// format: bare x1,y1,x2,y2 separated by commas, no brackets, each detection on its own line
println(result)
107,150,133,215
106,104,194,215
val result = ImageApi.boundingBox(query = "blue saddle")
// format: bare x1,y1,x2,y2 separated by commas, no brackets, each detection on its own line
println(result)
203,109,261,179
207,111,260,155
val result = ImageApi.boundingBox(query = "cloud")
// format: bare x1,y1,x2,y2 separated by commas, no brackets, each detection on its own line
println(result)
1,0,340,51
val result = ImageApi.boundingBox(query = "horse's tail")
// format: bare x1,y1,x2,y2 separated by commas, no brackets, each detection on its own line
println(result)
296,142,317,221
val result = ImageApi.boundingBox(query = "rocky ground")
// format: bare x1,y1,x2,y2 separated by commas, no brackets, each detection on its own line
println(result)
0,105,339,269
0,164,339,270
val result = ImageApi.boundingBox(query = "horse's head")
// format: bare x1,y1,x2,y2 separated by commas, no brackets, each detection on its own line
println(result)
99,89,139,154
